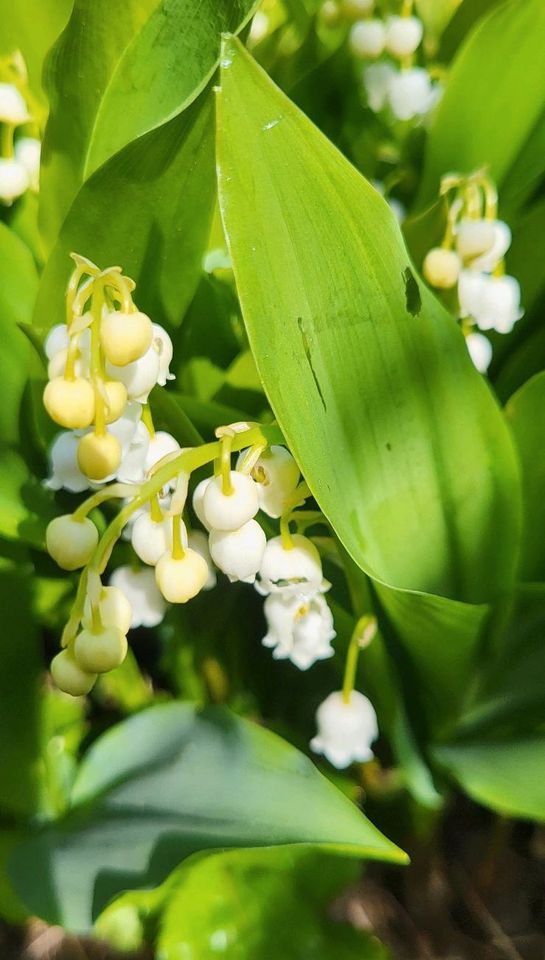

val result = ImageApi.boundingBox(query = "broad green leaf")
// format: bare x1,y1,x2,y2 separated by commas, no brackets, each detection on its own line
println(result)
9,702,406,932
0,223,38,444
216,38,520,607
506,198,545,313
419,0,545,208
40,0,257,249
414,0,462,43
434,738,545,821
0,559,42,818
0,446,55,548
216,38,521,732
35,90,215,331
505,372,545,581
156,848,389,960
438,0,505,62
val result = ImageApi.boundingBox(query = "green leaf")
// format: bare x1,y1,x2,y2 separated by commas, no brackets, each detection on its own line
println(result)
0,446,55,548
433,738,545,821
505,372,545,582
506,198,545,313
438,0,504,62
414,0,462,43
216,38,519,605
0,559,42,818
155,848,390,960
419,0,545,208
9,702,406,932
40,0,257,249
35,90,215,331
0,223,38,444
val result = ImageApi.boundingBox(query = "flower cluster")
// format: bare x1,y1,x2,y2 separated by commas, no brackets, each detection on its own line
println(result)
422,171,523,373
337,0,441,122
44,255,379,771
0,53,40,204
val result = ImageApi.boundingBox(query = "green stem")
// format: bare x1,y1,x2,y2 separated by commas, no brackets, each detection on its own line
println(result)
342,614,377,703
172,513,185,560
1,123,14,159
72,483,135,522
90,280,106,436
220,434,234,495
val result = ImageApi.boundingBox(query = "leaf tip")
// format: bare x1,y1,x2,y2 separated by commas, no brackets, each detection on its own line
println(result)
220,33,239,70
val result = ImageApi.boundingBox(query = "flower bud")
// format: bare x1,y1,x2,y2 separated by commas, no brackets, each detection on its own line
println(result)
77,430,122,481
237,445,300,519
192,478,212,529
74,625,128,673
310,690,378,768
105,345,161,402
100,310,153,366
0,158,28,204
422,247,461,289
0,83,30,124
43,376,95,429
103,380,128,423
83,586,132,636
50,649,96,697
14,136,40,191
349,20,386,58
257,534,325,597
209,520,266,583
155,549,209,603
46,515,98,570
131,512,175,566
202,472,259,531
385,16,423,58
187,530,216,590
110,565,167,627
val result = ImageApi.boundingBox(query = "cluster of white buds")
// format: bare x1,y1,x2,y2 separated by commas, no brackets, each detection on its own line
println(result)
44,255,175,492
44,256,380,772
0,54,40,204
423,172,523,373
332,0,441,122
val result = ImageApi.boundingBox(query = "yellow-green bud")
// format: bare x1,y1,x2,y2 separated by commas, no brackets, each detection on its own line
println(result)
50,649,97,696
155,549,209,603
74,625,128,673
78,431,122,481
103,380,128,423
423,247,461,290
43,376,95,429
83,586,132,635
100,310,153,366
46,515,98,570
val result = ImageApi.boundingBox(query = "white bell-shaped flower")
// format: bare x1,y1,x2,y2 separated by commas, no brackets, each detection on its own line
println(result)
187,530,216,590
106,344,161,402
262,593,336,670
465,332,493,374
202,472,259,531
237,445,300,519
14,136,40,191
459,270,522,333
385,15,423,58
0,83,30,124
131,512,176,566
349,20,386,59
387,67,437,121
152,324,175,386
310,690,378,768
456,218,511,272
111,406,150,483
363,62,396,113
145,430,180,474
0,158,28,204
256,534,326,597
110,565,167,628
209,519,266,583
46,431,91,493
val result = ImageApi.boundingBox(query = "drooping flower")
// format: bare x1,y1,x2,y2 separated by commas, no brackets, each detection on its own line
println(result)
262,593,336,670
310,690,378,768
109,565,167,628
458,270,522,334
256,534,327,597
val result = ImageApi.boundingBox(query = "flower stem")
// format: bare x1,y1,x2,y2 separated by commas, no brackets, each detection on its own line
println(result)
342,614,377,704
